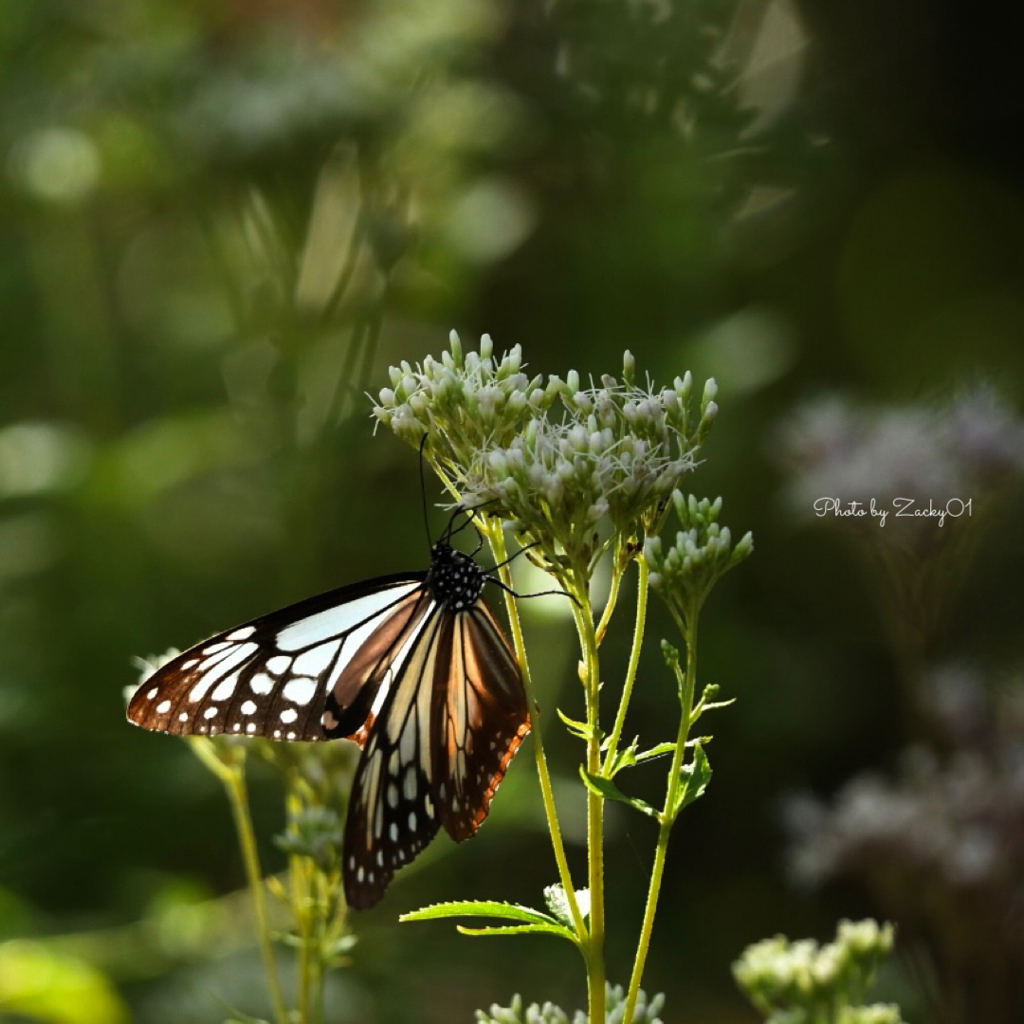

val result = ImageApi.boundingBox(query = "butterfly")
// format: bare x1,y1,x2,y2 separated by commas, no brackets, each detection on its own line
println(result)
127,515,530,909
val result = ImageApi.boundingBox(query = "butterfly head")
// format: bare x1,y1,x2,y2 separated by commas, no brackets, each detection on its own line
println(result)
428,541,485,610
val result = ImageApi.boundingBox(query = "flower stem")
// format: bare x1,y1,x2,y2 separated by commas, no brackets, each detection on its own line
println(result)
622,612,699,1024
288,790,313,1024
571,591,606,1024
488,525,589,947
602,557,649,774
193,742,288,1024
594,540,626,647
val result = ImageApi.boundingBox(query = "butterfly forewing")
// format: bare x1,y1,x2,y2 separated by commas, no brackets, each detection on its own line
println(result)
127,574,429,743
435,602,530,841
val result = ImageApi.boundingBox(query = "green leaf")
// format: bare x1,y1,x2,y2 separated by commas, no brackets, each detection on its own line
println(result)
633,737,709,765
456,922,579,945
693,682,736,719
635,742,675,762
556,707,597,743
670,743,712,820
700,698,736,713
401,900,559,927
579,767,659,819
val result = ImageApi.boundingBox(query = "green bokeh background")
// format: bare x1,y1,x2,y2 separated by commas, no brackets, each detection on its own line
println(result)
1,0,1022,1021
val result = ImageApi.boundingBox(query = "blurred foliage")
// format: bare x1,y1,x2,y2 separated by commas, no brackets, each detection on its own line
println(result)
1,0,1023,1021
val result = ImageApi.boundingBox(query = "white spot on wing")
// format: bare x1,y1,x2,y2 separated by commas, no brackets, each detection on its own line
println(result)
211,674,238,701
228,626,255,640
282,678,317,705
267,655,290,675
280,708,298,724
241,700,257,716
203,706,218,720
250,674,273,695
156,700,171,714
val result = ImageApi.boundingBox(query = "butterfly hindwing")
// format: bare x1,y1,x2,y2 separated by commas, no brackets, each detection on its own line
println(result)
435,601,531,841
127,573,429,743
343,610,447,908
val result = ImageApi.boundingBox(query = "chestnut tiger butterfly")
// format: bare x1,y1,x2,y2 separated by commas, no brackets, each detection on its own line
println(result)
127,501,530,909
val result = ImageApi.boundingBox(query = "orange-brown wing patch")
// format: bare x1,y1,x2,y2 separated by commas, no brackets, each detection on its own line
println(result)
433,598,530,842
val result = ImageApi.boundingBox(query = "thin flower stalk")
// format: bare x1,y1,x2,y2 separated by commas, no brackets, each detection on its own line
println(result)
622,614,697,1024
488,521,590,945
570,583,607,1023
602,556,650,775
188,739,289,1024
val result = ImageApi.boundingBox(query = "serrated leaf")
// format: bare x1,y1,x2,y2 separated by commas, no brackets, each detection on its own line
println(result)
456,922,579,945
670,743,712,820
580,767,659,819
556,707,596,743
401,900,558,927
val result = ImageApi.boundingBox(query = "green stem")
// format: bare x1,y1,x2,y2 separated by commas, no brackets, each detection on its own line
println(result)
602,557,649,774
488,525,589,946
572,592,605,1024
191,742,289,1024
286,788,317,1024
622,612,699,1024
594,541,626,647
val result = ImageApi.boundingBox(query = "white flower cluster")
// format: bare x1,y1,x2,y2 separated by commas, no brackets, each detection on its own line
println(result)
733,920,902,1024
373,332,718,565
643,492,752,616
475,983,664,1024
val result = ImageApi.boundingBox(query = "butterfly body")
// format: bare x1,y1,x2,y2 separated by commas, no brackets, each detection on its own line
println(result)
128,537,530,908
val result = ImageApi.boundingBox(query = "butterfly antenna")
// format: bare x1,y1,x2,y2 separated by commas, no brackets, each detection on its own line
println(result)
418,433,432,548
487,540,541,572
